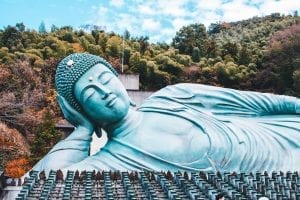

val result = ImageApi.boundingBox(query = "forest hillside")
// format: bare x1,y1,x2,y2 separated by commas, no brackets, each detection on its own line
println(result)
0,13,299,177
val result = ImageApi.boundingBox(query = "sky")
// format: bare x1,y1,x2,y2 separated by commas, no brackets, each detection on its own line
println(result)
0,0,299,43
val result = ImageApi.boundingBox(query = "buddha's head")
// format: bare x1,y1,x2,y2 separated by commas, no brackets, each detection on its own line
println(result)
55,53,130,126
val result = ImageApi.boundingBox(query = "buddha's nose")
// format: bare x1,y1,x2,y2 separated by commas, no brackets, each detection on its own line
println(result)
94,84,112,99
102,91,112,99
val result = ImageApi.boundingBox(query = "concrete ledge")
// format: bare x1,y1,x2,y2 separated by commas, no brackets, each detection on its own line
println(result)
0,186,22,200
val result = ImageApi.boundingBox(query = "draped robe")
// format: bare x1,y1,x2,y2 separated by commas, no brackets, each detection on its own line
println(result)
31,84,300,173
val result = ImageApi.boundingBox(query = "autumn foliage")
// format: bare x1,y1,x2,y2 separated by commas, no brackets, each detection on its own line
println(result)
0,123,31,177
0,123,29,159
5,158,31,178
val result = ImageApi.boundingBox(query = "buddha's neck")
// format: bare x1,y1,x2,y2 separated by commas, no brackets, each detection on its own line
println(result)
102,108,141,138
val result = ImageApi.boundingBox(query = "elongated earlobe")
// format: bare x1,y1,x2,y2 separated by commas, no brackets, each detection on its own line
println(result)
130,98,136,107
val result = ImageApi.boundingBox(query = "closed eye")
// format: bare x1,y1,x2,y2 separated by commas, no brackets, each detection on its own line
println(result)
98,71,113,85
82,87,95,103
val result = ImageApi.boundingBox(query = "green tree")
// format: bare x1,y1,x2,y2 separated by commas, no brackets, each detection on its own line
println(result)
208,22,222,34
222,42,238,58
128,52,147,86
293,10,298,17
206,38,218,58
124,30,130,40
87,44,102,55
146,61,171,89
129,52,141,72
91,30,100,44
106,36,122,57
98,32,108,53
293,69,300,92
38,21,47,34
238,44,251,65
1,25,22,51
60,31,75,43
84,34,96,44
51,24,59,32
79,36,89,50
30,110,62,164
172,23,207,56
156,55,183,82
137,59,147,85
39,36,67,58
259,23,300,94
123,47,131,65
137,36,149,55
16,22,25,32
215,61,240,87
191,47,200,62
0,47,9,58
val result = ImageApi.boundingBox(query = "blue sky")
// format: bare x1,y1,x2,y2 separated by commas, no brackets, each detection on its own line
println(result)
1,0,299,43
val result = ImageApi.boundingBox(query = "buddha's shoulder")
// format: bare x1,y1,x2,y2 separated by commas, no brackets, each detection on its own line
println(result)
139,83,205,111
148,83,197,99
150,83,218,98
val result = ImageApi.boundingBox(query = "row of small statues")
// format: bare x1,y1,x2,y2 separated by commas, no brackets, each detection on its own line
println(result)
20,170,300,200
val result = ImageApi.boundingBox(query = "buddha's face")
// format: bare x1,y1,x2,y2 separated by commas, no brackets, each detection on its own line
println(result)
74,64,130,125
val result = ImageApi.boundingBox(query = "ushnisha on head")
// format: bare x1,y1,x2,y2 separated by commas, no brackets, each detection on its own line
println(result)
55,53,131,125
55,53,118,113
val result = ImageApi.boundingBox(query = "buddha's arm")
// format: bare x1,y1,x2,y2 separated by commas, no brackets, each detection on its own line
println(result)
151,83,299,117
30,95,95,172
31,126,92,172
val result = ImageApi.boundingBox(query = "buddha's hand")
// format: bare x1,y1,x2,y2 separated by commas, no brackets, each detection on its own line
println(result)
57,95,94,134
29,95,95,172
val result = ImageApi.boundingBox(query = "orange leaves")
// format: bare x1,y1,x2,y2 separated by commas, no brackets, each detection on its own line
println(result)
0,136,15,149
5,158,31,178
0,122,30,176
0,122,29,154
0,67,10,81
72,43,84,52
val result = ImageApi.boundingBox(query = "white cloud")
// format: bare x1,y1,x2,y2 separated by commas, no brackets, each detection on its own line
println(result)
110,0,124,8
89,0,300,43
136,0,190,18
97,7,108,17
197,0,222,10
161,28,176,35
138,5,156,15
149,28,176,43
116,14,137,31
172,18,193,31
196,0,300,25
201,11,222,28
248,0,265,4
259,0,300,15
221,0,260,22
142,18,161,31
156,0,189,17
91,7,112,32
150,34,164,43
160,28,178,43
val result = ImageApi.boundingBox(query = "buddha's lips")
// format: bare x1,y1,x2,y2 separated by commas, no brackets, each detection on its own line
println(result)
106,95,117,107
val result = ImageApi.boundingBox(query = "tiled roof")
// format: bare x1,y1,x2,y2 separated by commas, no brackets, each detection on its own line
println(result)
17,170,300,199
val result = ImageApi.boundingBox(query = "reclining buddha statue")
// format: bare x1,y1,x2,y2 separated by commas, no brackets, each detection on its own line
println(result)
31,53,300,173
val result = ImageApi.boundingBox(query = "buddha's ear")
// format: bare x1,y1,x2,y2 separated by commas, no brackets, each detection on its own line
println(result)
130,98,136,107
95,126,102,138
